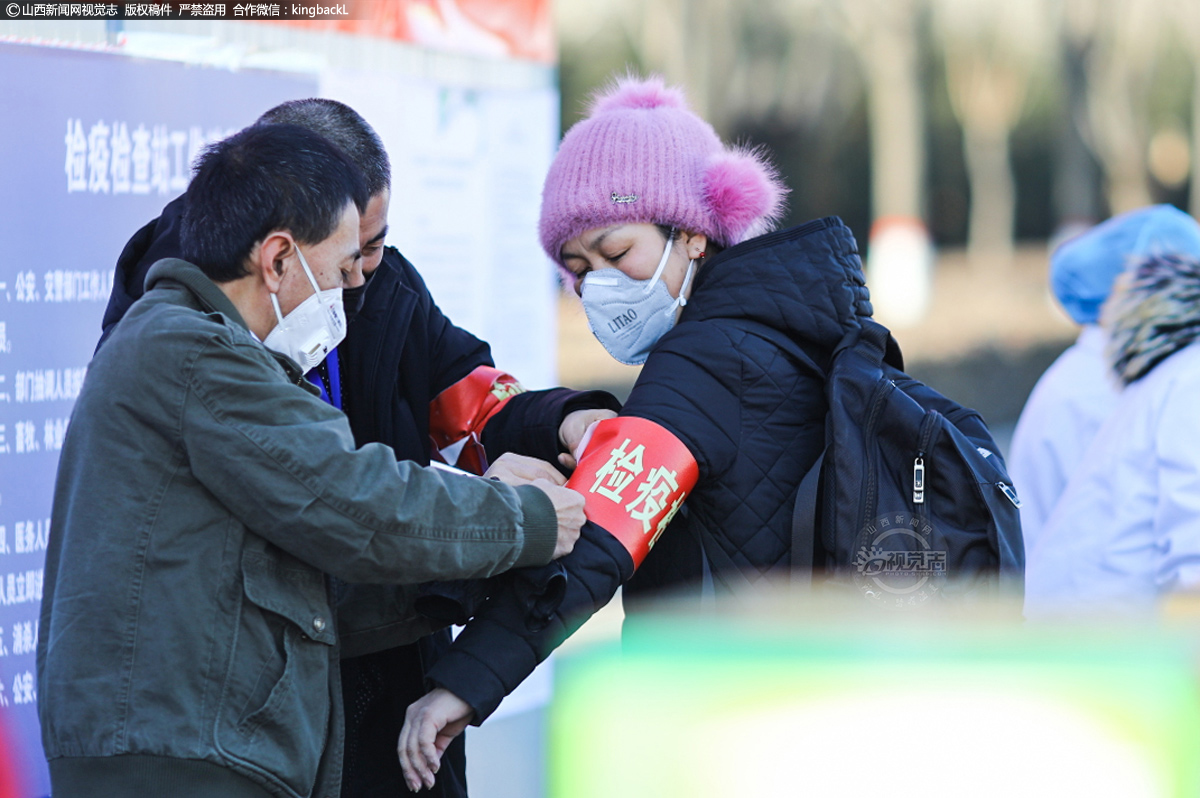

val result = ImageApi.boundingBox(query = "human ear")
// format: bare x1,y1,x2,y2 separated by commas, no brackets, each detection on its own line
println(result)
682,231,708,261
256,232,295,293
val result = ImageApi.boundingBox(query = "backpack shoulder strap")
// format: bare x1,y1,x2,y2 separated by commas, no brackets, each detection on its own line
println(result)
790,450,824,589
788,319,902,587
700,318,902,588
847,317,905,372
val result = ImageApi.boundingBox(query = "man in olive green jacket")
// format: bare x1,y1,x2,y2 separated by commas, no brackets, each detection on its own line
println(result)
36,124,582,798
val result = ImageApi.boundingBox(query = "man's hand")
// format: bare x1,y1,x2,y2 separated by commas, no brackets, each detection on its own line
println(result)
558,409,618,469
530,478,584,559
483,452,566,486
399,688,474,792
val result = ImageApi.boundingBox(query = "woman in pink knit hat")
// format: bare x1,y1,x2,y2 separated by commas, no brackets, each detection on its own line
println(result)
399,74,877,790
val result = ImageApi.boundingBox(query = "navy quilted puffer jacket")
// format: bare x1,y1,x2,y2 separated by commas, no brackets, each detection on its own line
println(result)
427,217,873,720
622,215,872,603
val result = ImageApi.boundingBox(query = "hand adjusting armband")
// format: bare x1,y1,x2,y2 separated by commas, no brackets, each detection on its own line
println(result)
429,366,526,474
565,417,698,569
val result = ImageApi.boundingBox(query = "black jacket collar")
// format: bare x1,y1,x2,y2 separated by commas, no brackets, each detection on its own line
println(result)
684,217,872,350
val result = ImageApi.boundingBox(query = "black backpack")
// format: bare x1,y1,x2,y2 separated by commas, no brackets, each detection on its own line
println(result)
788,318,1025,606
699,317,1025,607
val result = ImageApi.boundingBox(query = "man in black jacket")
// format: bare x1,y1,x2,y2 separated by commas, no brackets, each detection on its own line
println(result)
99,99,619,798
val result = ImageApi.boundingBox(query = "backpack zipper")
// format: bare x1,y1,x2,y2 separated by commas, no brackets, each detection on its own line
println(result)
996,482,1022,508
913,412,939,506
913,456,926,504
858,377,894,529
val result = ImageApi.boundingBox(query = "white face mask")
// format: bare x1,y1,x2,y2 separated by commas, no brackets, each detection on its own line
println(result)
580,228,696,366
262,245,346,373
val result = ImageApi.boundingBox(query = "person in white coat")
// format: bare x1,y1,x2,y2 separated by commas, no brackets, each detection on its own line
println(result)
1008,205,1200,552
1025,219,1200,615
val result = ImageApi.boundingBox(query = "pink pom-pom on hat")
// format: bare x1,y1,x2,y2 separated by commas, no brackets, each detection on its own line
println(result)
704,147,787,245
589,75,688,115
539,74,788,266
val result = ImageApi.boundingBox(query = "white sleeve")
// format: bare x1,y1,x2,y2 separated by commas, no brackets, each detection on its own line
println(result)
1153,374,1200,591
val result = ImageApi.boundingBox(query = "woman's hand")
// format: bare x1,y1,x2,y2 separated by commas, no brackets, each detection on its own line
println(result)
398,688,475,792
558,409,617,469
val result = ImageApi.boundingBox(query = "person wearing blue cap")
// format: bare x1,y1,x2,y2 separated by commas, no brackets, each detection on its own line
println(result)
1008,204,1200,551
1024,205,1200,615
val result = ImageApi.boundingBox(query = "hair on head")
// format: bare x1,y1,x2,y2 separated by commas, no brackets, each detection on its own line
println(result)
181,123,369,282
257,98,391,198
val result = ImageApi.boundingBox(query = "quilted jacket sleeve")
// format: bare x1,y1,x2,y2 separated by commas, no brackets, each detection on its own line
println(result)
482,388,623,469
426,521,634,721
424,321,744,722
619,321,744,482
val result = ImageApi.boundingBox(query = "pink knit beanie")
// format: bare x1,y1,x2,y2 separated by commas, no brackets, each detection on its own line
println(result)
539,74,788,266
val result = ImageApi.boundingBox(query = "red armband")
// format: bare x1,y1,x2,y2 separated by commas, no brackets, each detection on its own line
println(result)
429,366,526,474
565,417,699,569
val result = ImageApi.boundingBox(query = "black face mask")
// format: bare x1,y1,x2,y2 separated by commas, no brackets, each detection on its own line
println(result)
342,270,374,323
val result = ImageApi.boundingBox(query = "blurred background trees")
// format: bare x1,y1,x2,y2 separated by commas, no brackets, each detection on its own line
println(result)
554,0,1196,262
552,0,1200,439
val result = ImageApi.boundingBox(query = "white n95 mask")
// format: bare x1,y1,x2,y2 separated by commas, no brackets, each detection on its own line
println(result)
263,246,346,373
580,229,696,366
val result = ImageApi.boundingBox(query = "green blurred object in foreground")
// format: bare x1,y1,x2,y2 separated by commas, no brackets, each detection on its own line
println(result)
550,605,1200,797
